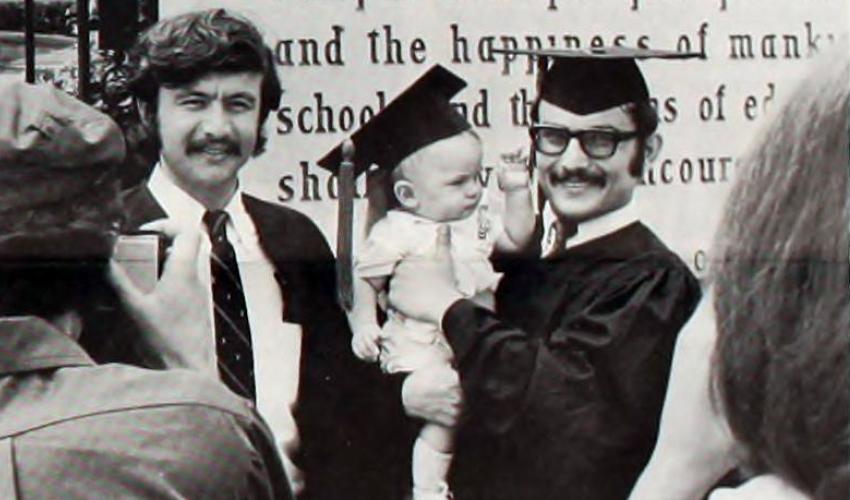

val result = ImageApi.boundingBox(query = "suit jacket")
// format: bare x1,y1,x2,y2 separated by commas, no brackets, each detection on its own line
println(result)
102,185,412,500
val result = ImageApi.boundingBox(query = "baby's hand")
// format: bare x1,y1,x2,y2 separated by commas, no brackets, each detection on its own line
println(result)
498,148,530,192
351,323,383,363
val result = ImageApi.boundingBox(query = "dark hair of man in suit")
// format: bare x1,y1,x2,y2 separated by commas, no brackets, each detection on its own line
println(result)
710,49,849,500
127,8,283,157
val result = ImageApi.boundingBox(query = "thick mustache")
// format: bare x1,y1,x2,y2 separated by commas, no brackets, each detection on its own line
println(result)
186,139,241,156
549,168,606,186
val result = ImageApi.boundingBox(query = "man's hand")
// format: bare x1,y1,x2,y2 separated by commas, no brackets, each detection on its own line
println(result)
109,219,213,371
351,322,383,363
388,225,463,325
402,364,462,427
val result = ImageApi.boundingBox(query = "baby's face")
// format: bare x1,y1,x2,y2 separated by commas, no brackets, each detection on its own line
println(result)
400,133,483,222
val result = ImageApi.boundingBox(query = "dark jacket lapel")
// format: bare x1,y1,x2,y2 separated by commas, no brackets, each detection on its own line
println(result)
120,184,168,229
241,193,340,326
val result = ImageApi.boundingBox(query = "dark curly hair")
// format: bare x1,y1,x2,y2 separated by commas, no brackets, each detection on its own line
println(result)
127,8,282,158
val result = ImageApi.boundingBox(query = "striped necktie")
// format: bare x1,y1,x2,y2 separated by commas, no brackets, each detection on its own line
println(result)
203,209,256,401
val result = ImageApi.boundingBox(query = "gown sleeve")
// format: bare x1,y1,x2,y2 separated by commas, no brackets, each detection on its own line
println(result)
442,262,701,438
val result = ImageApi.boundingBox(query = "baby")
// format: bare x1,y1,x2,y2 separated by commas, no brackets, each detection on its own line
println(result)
319,65,535,500
349,127,534,362
353,131,532,500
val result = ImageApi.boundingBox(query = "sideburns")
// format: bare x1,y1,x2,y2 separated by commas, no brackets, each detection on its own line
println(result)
628,138,647,178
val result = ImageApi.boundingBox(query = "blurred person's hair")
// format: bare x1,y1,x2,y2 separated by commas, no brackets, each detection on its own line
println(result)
711,44,849,499
127,8,282,158
0,82,125,327
0,172,122,322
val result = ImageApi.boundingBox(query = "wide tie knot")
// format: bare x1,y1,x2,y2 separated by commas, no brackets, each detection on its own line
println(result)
544,219,578,258
203,209,230,244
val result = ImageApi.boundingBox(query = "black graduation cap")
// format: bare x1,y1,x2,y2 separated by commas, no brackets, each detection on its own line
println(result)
318,64,471,178
316,64,472,310
492,46,703,115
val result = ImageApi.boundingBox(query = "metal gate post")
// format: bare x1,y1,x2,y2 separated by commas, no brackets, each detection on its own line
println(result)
76,0,91,102
24,0,35,83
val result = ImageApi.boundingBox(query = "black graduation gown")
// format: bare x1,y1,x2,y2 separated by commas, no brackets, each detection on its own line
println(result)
445,222,702,500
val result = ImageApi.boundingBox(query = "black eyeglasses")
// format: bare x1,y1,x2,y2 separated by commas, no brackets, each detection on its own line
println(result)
530,125,640,159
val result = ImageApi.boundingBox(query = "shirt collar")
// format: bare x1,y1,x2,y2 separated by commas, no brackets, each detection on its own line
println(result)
147,161,206,229
0,316,93,375
148,160,250,244
386,209,438,226
223,185,253,246
567,196,641,249
541,193,641,254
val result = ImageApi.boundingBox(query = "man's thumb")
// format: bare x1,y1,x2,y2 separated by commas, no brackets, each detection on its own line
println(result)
109,259,145,313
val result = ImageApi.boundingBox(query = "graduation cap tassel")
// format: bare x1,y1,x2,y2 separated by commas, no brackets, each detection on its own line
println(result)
336,139,355,311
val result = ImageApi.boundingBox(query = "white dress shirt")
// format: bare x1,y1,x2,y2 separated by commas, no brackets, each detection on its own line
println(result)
541,195,641,257
147,163,303,491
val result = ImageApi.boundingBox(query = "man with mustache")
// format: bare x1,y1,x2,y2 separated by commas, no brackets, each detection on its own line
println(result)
117,9,399,500
0,81,291,499
390,48,703,500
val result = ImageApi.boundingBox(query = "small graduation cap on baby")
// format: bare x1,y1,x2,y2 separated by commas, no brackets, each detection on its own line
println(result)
491,45,703,212
317,64,472,310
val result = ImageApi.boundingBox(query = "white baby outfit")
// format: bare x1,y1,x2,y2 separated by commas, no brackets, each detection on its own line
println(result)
357,209,501,373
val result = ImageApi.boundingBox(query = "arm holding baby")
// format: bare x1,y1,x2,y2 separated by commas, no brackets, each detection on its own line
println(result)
349,276,387,362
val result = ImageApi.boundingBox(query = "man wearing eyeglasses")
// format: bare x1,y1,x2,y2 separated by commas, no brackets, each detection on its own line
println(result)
530,100,655,256
388,49,702,500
